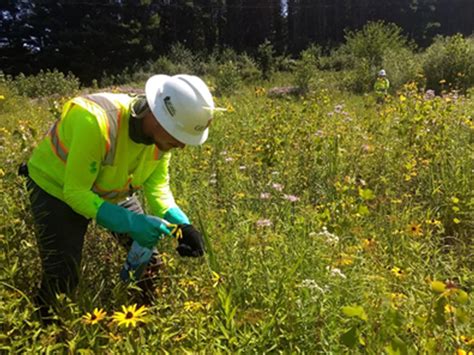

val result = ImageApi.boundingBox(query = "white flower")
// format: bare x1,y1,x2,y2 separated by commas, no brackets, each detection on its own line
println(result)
326,266,346,278
256,219,272,228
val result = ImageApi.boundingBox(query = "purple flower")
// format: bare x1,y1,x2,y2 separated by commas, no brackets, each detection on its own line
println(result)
283,194,300,202
256,219,272,228
271,183,284,191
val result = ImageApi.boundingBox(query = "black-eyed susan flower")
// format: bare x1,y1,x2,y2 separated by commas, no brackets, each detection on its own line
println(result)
112,304,148,328
459,335,474,346
391,266,405,278
82,308,107,325
407,222,423,237
457,349,473,355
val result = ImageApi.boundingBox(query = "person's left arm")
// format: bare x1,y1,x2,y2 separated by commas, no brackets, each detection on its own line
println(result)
143,152,189,224
143,152,204,257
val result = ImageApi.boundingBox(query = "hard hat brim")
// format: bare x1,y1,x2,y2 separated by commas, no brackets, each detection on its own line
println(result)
145,75,209,146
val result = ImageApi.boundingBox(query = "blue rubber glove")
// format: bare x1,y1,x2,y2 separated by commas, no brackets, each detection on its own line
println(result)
96,201,172,249
164,206,190,225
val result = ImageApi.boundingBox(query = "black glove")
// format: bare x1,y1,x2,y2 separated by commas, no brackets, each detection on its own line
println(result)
176,224,205,257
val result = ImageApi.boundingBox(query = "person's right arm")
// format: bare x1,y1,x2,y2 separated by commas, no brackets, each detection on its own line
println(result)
61,105,171,248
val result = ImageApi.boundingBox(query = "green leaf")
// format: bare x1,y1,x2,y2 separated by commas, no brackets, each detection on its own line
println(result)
359,188,375,201
454,289,469,304
358,204,370,216
342,305,368,321
340,326,358,348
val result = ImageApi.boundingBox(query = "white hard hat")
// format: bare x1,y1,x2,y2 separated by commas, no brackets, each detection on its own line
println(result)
145,74,215,146
378,69,386,76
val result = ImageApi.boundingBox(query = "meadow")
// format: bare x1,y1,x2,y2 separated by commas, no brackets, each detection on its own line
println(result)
0,72,473,353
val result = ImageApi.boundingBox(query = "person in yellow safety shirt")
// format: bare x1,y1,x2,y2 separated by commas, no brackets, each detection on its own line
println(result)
373,69,390,103
23,74,218,322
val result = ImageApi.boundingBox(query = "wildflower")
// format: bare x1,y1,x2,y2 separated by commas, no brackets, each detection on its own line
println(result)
256,219,272,228
298,279,325,293
444,304,456,314
183,301,204,312
390,293,407,308
211,271,221,288
424,89,435,100
209,178,217,185
326,266,346,278
82,308,107,325
0,95,5,100
239,165,246,170
234,192,245,199
225,157,234,162
334,104,343,113
407,222,423,237
453,218,461,224
391,266,404,278
457,349,473,355
271,183,283,191
112,304,148,328
459,336,474,346
226,103,235,112
439,79,446,84
362,237,376,250
334,254,354,267
283,194,300,202
317,227,339,244
259,192,271,200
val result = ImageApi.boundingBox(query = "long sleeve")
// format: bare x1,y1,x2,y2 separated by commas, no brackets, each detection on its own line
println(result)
143,152,177,218
61,106,106,218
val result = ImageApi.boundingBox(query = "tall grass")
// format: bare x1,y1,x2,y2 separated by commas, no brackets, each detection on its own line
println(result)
0,73,472,352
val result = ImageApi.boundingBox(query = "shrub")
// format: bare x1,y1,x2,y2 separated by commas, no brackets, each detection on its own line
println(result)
293,46,320,93
341,21,413,70
381,48,423,91
256,40,275,80
236,53,261,83
330,21,415,93
214,61,242,96
12,69,80,98
422,34,474,93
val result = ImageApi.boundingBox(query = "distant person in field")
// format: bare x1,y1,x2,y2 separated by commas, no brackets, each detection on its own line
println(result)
374,69,390,103
22,74,218,323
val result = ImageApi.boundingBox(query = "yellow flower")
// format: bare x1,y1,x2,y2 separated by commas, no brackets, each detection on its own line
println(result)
0,95,5,100
390,293,407,308
460,335,474,346
439,79,446,84
457,349,473,355
82,308,107,325
183,301,204,312
407,222,423,237
362,237,376,250
444,304,456,313
211,271,221,288
112,304,148,328
430,280,446,293
391,266,405,278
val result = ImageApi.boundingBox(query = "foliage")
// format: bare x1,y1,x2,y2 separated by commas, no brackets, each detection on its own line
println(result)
0,72,473,353
338,21,413,70
213,61,242,97
293,45,321,93
10,69,80,98
256,40,276,80
422,34,474,93
329,22,418,93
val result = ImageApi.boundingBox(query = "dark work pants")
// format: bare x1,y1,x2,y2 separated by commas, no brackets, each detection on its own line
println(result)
27,177,160,312
27,177,90,308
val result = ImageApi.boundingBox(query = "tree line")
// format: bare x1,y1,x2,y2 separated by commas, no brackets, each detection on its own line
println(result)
1,0,472,83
